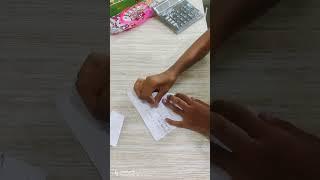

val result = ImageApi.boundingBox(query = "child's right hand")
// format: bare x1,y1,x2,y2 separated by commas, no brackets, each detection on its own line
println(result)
163,93,210,137
134,70,178,107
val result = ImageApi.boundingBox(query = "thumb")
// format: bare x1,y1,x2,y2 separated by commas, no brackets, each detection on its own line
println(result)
154,89,168,105
166,118,184,128
140,82,156,106
145,95,156,105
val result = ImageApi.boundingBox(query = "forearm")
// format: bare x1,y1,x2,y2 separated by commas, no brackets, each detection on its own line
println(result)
167,29,210,77
213,0,280,49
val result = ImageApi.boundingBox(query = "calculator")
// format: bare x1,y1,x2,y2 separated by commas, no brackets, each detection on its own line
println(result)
152,0,204,34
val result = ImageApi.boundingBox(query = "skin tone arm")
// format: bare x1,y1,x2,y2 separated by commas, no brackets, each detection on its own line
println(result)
75,0,281,126
167,29,210,77
134,0,281,106
134,29,210,106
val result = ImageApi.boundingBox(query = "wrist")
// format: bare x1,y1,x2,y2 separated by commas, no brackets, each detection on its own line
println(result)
168,51,197,77
165,68,179,81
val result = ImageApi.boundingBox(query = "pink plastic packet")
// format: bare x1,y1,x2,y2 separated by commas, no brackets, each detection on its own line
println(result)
110,2,154,34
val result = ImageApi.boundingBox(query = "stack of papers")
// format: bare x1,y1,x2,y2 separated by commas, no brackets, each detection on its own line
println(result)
127,89,182,141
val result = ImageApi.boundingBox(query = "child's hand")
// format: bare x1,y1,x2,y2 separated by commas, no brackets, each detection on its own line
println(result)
76,52,108,121
163,93,210,137
134,70,177,107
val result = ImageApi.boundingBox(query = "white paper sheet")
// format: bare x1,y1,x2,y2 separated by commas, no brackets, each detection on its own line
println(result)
55,87,107,180
127,89,182,141
110,111,124,146
0,153,47,180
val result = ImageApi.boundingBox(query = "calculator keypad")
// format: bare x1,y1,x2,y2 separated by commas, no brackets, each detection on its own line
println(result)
158,0,203,34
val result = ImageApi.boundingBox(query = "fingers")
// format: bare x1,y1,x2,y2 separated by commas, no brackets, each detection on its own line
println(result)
141,93,155,105
166,94,189,110
213,112,254,153
141,78,156,105
213,100,268,138
175,93,193,105
166,118,184,128
191,97,209,107
134,79,143,97
163,97,183,115
154,89,168,104
134,79,155,105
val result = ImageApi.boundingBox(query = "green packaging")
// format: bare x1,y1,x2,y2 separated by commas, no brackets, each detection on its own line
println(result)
110,0,143,16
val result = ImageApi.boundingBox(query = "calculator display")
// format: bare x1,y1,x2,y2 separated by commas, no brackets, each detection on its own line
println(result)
154,0,180,14
153,0,203,34
156,1,170,13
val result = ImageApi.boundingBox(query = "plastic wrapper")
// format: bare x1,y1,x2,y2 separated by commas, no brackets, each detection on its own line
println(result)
110,1,154,34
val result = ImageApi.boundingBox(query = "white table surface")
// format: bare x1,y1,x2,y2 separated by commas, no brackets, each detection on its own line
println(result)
110,0,210,179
